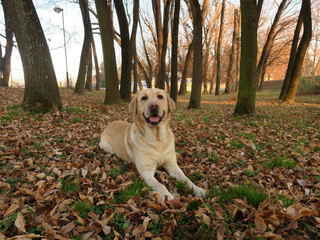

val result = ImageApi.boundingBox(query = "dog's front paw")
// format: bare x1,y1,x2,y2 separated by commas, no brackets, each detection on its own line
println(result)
164,193,174,201
193,186,206,197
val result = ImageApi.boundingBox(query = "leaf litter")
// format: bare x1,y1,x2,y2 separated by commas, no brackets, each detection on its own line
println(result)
0,88,319,239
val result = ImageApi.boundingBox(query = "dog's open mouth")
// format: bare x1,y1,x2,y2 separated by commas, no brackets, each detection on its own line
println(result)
144,114,163,126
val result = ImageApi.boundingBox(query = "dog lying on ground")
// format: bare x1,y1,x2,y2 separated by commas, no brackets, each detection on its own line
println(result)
99,88,206,200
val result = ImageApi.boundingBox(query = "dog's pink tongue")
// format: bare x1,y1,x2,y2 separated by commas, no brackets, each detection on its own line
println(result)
150,116,160,123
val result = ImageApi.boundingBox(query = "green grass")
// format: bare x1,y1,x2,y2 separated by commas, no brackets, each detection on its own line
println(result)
60,176,80,194
64,106,85,114
113,178,149,203
0,212,18,234
264,156,297,169
207,184,268,208
176,180,193,196
149,219,164,236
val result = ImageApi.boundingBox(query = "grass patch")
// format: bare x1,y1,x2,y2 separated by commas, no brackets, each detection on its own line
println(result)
264,156,297,169
64,106,85,114
207,184,268,208
110,212,129,236
176,180,193,196
113,178,149,203
60,176,80,194
0,212,18,234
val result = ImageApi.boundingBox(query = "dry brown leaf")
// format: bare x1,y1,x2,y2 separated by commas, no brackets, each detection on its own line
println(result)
216,223,226,240
60,222,75,233
14,212,26,233
132,226,144,236
4,203,19,217
254,211,267,232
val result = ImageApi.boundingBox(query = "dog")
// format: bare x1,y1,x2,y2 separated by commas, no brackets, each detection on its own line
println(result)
99,88,206,200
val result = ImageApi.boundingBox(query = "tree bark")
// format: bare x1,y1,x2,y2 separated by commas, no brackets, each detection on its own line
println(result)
279,6,303,100
85,43,92,91
152,0,163,87
234,0,263,116
215,0,226,96
92,36,100,90
75,0,92,94
284,0,312,103
225,8,239,94
170,0,180,103
188,0,202,109
0,4,13,87
131,0,140,93
2,0,62,112
179,40,194,95
158,0,171,89
95,0,121,104
114,0,132,102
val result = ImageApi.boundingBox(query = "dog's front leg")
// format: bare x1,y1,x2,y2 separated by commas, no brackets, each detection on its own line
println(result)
164,161,206,197
135,161,174,201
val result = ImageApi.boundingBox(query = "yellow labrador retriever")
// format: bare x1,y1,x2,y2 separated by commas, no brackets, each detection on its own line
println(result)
99,88,206,200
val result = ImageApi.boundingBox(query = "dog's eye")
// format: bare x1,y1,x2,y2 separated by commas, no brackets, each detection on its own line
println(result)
141,96,148,101
157,95,164,100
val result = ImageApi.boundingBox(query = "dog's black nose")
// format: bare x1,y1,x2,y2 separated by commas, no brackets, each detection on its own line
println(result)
149,102,159,115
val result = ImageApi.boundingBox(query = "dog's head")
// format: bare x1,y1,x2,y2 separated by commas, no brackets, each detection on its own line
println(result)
129,88,175,127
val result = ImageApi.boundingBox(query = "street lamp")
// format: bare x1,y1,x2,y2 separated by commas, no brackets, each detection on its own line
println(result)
54,6,70,88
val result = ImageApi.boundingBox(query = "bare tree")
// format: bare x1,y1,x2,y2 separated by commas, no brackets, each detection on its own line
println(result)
225,8,239,94
188,0,202,109
95,0,121,104
256,0,288,89
74,0,92,94
234,0,263,116
0,4,13,87
215,0,226,96
170,0,180,103
2,0,62,112
283,0,312,103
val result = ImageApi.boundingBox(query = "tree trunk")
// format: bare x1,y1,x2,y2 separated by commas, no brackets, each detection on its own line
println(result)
74,0,92,94
256,0,287,87
115,0,132,102
284,0,312,103
179,39,194,95
235,10,241,94
95,0,121,104
215,0,226,96
259,60,267,89
234,0,263,116
152,0,163,87
85,44,92,91
170,0,180,103
279,6,303,100
2,0,62,112
158,0,171,89
131,0,140,93
188,0,202,109
92,36,100,90
0,5,13,87
225,8,239,95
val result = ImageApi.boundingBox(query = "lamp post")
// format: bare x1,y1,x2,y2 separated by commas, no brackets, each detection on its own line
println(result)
54,6,70,88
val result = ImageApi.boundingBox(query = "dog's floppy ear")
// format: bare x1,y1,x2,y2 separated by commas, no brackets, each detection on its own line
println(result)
167,93,176,113
129,95,138,115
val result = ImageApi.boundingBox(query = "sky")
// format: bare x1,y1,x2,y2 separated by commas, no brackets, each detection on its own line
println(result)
1,1,113,86
0,0,157,87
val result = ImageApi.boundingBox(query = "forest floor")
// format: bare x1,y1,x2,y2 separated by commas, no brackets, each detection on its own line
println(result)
0,83,319,239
